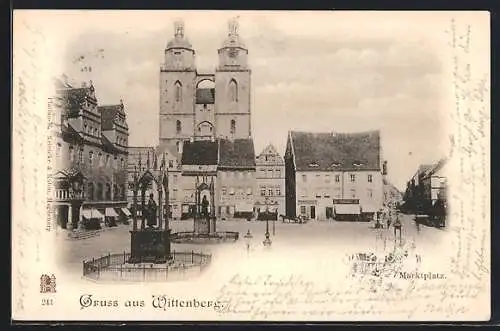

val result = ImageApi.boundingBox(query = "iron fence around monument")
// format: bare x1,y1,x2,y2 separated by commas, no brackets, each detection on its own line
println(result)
82,251,212,282
170,231,239,242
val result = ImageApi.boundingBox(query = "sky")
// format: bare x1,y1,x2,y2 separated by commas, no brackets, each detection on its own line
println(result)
19,11,455,191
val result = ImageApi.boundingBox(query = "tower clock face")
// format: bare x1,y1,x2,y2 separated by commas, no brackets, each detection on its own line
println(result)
228,49,238,65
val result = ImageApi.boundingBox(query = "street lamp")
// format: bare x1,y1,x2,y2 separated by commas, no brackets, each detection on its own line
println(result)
264,197,276,236
272,205,276,236
263,214,272,247
244,229,253,255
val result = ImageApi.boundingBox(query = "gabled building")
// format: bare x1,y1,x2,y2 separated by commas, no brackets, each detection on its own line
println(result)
217,138,256,219
179,138,256,220
255,144,285,216
285,131,384,221
48,76,130,230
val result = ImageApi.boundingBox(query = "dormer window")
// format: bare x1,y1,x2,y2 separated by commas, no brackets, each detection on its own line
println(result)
308,162,319,168
330,162,341,168
352,161,364,167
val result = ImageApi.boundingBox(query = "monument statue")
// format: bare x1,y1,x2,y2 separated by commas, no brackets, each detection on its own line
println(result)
201,195,209,220
147,193,157,227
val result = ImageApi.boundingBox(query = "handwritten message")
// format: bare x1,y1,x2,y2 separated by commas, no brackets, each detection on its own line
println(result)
214,274,481,320
446,18,490,282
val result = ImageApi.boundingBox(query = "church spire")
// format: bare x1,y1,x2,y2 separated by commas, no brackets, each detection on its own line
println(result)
228,16,239,37
174,20,185,38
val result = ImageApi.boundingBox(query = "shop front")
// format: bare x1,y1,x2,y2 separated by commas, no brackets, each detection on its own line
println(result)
333,199,361,222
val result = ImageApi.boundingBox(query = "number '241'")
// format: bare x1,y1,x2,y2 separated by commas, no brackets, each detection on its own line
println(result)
41,298,54,306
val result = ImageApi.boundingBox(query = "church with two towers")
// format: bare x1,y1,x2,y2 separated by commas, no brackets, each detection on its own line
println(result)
152,19,259,220
158,19,252,156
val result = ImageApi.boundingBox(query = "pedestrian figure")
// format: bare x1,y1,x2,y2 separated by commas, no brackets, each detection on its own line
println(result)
415,215,421,233
393,214,402,242
384,208,391,229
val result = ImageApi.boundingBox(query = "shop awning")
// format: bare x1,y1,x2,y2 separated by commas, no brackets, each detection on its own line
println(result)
334,204,361,215
236,202,254,212
81,208,104,219
361,205,380,213
121,208,131,216
105,208,119,217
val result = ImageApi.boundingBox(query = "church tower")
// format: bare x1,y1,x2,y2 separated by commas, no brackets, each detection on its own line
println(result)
159,20,197,157
215,18,252,139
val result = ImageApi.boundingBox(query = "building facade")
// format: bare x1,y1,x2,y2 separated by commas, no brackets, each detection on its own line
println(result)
158,19,252,158
48,76,130,230
403,158,447,214
285,131,384,221
179,138,256,220
255,144,285,216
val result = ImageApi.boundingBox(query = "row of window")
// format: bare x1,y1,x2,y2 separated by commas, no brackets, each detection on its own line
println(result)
116,136,127,146
170,80,238,103
219,170,253,180
302,173,374,183
260,188,281,196
57,144,126,169
258,168,282,178
221,187,253,196
299,188,374,199
86,182,126,201
83,124,100,137
175,119,236,134
82,124,128,147
257,154,279,163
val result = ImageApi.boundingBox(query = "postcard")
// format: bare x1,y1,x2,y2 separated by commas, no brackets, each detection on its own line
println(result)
12,10,490,322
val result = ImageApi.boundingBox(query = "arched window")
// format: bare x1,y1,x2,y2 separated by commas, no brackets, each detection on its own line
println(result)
175,81,182,102
106,183,112,200
230,119,236,134
229,79,238,102
56,143,61,159
88,182,94,200
97,183,103,200
176,120,182,134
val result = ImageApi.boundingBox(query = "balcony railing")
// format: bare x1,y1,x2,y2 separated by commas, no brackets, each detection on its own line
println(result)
53,189,85,201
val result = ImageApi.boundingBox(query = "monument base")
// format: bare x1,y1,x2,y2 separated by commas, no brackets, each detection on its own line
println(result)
128,228,171,264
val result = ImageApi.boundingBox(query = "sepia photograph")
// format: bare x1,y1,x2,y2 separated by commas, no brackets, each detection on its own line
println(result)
12,10,490,322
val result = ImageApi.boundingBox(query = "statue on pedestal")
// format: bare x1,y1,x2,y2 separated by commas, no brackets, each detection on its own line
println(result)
147,193,157,228
201,195,209,220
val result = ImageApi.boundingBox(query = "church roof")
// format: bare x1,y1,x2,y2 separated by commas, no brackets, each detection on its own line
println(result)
180,138,256,169
289,131,381,172
181,140,219,165
220,34,247,50
166,36,193,50
196,88,215,104
218,138,256,170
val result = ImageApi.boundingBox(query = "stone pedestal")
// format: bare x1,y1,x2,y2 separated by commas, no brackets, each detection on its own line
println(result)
194,217,210,234
128,229,171,264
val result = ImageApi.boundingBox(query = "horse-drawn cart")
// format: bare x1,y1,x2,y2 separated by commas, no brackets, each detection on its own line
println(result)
279,214,308,224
